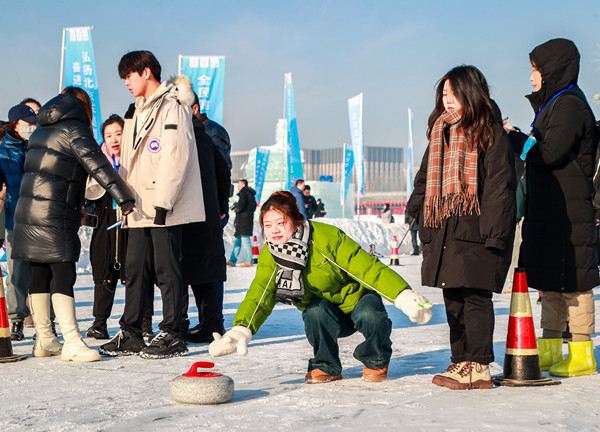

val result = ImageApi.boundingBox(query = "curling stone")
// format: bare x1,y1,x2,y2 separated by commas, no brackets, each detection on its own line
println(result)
171,362,234,405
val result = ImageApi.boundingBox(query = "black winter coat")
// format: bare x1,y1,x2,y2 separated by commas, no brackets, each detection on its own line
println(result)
407,122,516,293
233,186,256,237
181,117,231,285
12,94,135,263
509,39,599,292
89,192,127,285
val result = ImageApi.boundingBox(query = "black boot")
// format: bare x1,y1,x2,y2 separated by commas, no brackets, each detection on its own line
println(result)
142,317,154,343
86,319,110,339
186,323,226,344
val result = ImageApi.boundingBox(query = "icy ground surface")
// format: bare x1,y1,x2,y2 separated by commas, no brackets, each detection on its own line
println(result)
2,218,600,431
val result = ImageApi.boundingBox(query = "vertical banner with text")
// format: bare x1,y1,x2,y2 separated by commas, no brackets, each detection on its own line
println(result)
341,143,354,206
407,108,414,199
348,93,365,197
284,73,304,189
62,27,102,140
254,147,270,205
179,56,226,125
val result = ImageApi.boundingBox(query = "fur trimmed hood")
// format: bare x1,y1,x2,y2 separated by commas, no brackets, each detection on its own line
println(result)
168,75,195,107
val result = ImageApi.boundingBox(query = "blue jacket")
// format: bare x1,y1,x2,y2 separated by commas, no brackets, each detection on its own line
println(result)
0,132,27,230
290,185,307,217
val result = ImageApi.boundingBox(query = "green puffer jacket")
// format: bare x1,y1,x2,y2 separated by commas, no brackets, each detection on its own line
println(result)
233,221,411,334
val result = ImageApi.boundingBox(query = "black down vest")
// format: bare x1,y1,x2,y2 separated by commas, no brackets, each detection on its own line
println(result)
12,94,135,263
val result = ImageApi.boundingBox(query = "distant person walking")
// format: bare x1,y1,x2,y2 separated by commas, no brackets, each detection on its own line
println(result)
380,203,394,223
227,180,256,268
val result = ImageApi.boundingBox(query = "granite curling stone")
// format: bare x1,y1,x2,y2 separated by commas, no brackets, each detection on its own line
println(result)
171,362,234,405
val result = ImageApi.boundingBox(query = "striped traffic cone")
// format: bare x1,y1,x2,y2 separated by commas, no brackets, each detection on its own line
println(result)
493,268,558,387
389,236,399,266
252,236,260,264
0,276,27,363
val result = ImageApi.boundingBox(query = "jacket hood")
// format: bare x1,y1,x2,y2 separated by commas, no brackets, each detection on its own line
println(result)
167,75,195,107
37,94,90,127
526,38,580,112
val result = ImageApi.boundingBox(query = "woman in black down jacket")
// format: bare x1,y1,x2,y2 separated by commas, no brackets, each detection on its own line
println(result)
13,87,135,363
505,38,599,377
407,65,516,390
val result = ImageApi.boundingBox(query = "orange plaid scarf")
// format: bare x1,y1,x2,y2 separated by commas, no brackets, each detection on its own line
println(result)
423,110,480,228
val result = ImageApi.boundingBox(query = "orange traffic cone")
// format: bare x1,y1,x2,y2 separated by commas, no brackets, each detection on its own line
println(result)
0,276,27,363
493,268,558,387
389,236,399,266
252,236,260,264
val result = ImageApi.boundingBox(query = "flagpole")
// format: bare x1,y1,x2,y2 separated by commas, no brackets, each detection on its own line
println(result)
178,55,182,75
59,27,66,92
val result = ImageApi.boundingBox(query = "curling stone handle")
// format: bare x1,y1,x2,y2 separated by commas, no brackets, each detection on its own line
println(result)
183,362,216,377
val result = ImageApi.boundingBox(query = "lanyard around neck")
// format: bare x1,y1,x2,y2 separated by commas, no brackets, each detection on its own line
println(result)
530,84,576,128
112,154,119,173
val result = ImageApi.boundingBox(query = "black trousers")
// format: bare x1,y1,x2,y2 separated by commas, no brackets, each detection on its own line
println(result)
182,282,222,330
92,278,154,323
30,262,76,297
120,226,183,335
443,287,494,365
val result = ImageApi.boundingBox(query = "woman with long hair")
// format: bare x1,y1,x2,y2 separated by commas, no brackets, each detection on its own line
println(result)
12,87,136,362
209,191,432,384
407,65,516,390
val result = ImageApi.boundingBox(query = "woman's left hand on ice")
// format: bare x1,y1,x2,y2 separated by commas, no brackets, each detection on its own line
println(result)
394,289,433,324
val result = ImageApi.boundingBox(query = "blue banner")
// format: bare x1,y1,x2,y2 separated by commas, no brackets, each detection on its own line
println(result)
285,73,304,189
407,108,414,199
254,147,270,205
179,56,226,125
341,143,354,205
62,27,102,140
348,93,365,197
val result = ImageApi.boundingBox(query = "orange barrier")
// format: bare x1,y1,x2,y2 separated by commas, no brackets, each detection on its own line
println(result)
0,276,27,363
389,236,399,266
252,236,260,264
493,268,558,386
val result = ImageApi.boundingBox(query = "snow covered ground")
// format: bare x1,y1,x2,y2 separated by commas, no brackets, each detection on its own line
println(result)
2,218,600,431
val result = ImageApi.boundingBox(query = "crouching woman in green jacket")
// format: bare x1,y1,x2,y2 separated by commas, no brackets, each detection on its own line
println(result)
209,191,432,383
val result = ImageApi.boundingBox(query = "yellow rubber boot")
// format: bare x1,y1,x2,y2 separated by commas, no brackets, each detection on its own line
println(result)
537,338,564,371
549,341,597,377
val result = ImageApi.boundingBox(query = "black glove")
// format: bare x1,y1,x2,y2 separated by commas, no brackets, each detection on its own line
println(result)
120,200,136,215
154,207,167,225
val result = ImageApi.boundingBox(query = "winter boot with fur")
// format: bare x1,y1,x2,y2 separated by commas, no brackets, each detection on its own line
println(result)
549,341,597,377
537,338,564,371
52,294,100,362
30,293,62,357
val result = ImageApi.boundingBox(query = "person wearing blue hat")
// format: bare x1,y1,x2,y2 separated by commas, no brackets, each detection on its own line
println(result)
0,103,38,341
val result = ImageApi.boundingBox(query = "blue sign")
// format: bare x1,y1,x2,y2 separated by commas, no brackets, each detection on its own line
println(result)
62,27,102,140
341,143,354,205
255,147,270,205
179,56,226,125
285,73,304,189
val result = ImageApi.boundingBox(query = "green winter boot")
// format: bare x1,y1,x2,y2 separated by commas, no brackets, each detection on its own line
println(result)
549,341,597,377
537,338,564,371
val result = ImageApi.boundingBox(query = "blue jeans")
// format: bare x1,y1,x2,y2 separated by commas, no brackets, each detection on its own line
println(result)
229,235,252,265
302,292,392,376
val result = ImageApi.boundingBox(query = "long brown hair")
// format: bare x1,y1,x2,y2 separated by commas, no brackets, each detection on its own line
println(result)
61,86,93,128
426,65,496,151
259,191,305,231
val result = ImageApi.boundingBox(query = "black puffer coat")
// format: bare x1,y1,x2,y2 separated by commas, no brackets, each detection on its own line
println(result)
509,38,599,292
181,116,231,285
233,185,256,237
12,94,135,263
407,122,516,293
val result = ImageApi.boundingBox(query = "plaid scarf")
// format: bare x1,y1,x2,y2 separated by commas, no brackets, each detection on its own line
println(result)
267,221,312,304
424,110,480,228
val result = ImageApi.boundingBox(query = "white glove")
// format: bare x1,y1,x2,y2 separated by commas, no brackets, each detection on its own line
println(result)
394,289,433,324
208,326,252,357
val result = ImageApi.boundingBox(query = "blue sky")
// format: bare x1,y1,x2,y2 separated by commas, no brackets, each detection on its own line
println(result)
2,0,600,160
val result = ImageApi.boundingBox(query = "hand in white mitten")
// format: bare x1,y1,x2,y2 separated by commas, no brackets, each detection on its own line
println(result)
208,325,252,357
394,289,433,324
